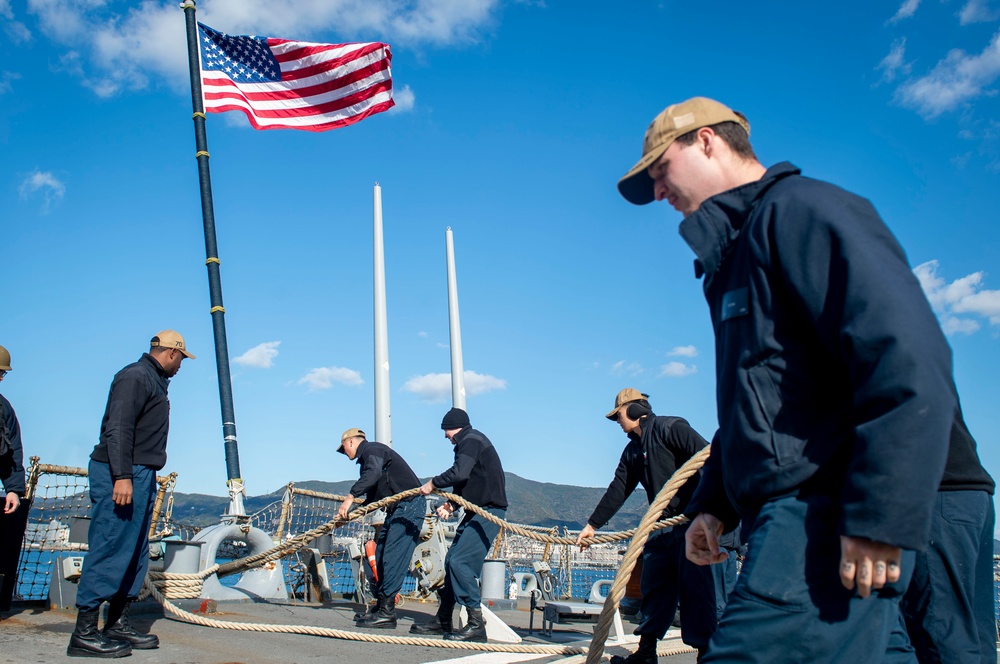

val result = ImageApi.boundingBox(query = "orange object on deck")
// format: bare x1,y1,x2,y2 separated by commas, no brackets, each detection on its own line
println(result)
365,540,378,582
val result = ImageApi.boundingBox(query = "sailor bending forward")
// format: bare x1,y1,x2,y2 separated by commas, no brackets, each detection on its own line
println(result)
337,428,425,629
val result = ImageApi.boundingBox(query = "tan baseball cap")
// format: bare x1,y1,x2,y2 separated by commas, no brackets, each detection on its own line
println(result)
0,344,11,371
338,428,365,454
606,388,650,420
617,97,750,206
150,330,196,359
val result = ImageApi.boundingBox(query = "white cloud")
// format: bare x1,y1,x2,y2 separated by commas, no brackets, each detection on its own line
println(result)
417,330,428,337
0,71,21,95
1,0,31,44
659,361,697,378
22,0,502,96
914,260,1000,333
877,38,911,83
389,83,416,113
233,341,280,368
667,345,698,358
610,360,644,377
889,0,921,23
298,366,363,391
895,29,1000,118
402,370,506,402
959,0,1000,25
18,170,65,212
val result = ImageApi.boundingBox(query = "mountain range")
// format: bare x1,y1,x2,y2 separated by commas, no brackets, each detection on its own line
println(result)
169,472,649,532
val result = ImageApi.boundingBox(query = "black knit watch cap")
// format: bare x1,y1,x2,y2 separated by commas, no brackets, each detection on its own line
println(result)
441,407,470,430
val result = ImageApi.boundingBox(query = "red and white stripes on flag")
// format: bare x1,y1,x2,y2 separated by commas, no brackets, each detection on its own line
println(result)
197,23,395,132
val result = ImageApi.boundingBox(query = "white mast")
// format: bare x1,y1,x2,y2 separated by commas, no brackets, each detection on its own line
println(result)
373,183,392,446
445,227,466,409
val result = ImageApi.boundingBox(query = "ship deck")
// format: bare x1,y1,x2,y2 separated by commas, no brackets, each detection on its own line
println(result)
0,597,698,664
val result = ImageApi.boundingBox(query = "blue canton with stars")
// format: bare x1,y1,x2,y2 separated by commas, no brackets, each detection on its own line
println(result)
198,23,281,83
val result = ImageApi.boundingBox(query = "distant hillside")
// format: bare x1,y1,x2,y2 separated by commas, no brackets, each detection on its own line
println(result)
169,473,648,531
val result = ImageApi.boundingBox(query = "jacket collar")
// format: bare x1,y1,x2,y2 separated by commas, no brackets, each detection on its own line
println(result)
354,439,369,464
452,425,473,444
678,162,800,278
140,353,169,382
626,412,656,444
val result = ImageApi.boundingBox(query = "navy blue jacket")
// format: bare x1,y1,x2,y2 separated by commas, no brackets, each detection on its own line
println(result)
0,393,25,496
681,163,954,551
90,354,171,479
349,439,421,506
432,426,508,509
588,414,707,529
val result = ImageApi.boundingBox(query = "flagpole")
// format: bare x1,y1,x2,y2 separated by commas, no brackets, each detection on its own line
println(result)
181,0,245,518
445,227,466,410
373,183,392,446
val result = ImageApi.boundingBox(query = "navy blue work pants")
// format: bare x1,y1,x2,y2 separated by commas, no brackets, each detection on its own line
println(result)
75,461,157,611
0,497,30,612
702,493,917,663
439,507,504,609
637,523,718,649
901,490,997,664
374,496,425,600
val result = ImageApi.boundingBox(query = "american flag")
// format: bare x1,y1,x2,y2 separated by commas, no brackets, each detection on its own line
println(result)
197,23,394,132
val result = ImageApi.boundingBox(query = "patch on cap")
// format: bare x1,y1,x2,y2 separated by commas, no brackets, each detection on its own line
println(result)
672,112,696,129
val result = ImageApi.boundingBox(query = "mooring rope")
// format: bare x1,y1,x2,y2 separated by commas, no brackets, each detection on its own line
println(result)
582,445,711,664
144,444,710,660
144,577,589,655
208,485,691,582
144,578,694,657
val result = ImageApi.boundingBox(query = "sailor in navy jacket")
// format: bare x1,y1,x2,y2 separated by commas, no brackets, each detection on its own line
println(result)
579,394,718,658
616,97,954,662
679,161,953,551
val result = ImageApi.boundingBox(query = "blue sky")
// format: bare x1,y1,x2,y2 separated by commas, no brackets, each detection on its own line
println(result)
2,1,999,525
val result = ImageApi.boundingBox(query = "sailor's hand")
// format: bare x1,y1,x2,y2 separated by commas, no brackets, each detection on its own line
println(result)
576,524,596,551
112,479,133,506
337,496,354,520
436,502,455,520
685,513,728,565
4,492,19,514
839,535,902,598
419,480,436,496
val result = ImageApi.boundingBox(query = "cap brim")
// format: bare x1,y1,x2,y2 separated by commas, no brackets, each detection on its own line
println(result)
336,443,347,455
617,143,669,206
179,349,196,359
606,406,621,420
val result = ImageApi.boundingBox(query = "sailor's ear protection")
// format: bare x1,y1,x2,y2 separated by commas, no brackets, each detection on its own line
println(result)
626,403,651,420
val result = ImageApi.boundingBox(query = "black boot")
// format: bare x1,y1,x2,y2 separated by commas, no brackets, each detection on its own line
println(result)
609,633,658,664
409,601,454,635
355,597,382,625
358,599,396,629
444,607,487,642
67,608,132,658
103,599,159,650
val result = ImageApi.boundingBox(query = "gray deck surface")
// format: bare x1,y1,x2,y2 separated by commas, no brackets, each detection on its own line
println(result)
0,597,699,664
